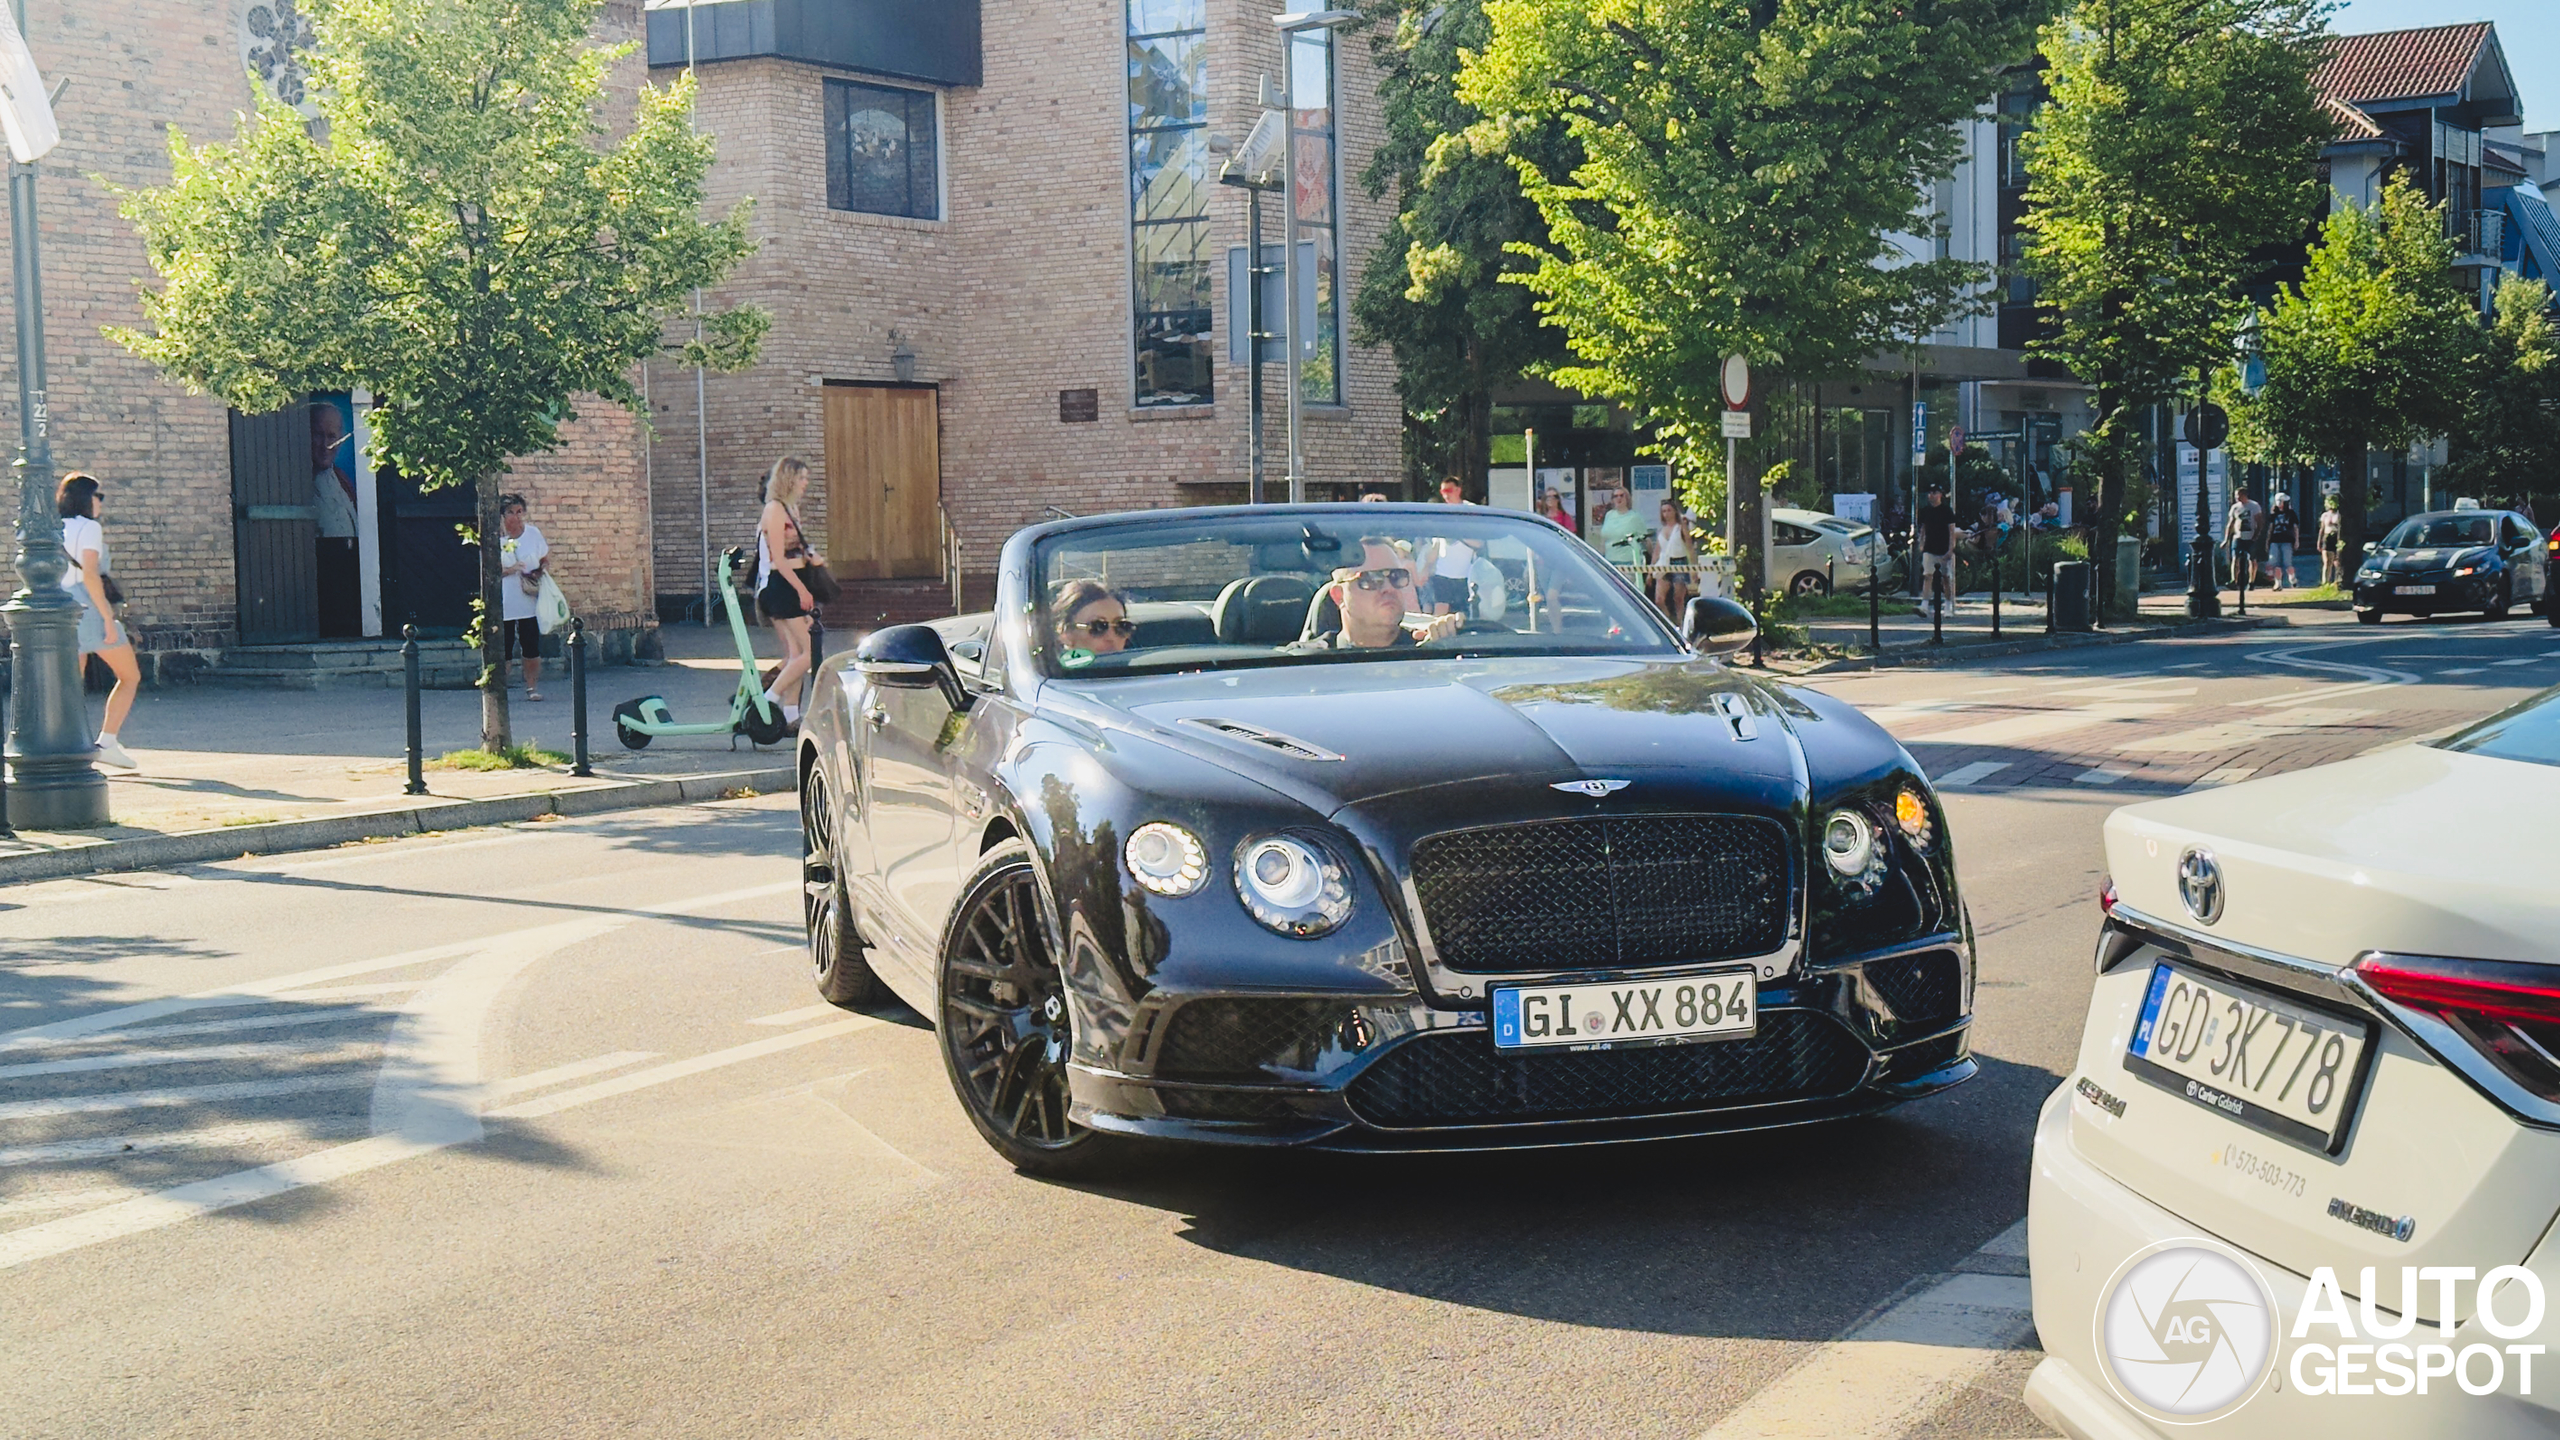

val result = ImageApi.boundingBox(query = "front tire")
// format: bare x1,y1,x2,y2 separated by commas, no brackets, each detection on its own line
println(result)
612,698,653,749
936,840,1141,1179
802,764,883,1008
1790,571,1828,597
2356,608,2382,625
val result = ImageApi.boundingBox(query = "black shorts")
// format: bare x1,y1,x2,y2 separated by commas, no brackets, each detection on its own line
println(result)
758,573,808,620
1429,574,1471,610
502,616,541,660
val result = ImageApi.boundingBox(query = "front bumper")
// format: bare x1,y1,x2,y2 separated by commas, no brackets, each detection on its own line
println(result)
2026,1084,2560,1439
1066,940,1974,1150
2354,572,2495,613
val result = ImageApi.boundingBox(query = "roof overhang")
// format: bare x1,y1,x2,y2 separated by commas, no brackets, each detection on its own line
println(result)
644,0,982,89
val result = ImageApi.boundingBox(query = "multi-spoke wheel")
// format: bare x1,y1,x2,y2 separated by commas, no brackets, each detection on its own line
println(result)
802,763,882,1008
936,840,1138,1178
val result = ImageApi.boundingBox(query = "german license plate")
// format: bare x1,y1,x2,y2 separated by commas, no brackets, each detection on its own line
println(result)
1492,971,1755,1051
2394,584,2436,595
2124,963,2373,1154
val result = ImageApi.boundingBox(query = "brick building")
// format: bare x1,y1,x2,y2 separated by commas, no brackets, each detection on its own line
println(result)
640,0,1402,623
4,0,664,681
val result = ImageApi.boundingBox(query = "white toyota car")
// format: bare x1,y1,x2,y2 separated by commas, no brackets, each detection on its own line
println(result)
2027,688,2560,1437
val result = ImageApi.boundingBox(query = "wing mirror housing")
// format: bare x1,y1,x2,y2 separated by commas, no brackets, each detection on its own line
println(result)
2363,540,2379,555
855,624,971,710
1682,595,1758,658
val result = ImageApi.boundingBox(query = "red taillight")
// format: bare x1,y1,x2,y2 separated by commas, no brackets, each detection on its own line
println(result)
2099,877,2117,914
2353,953,2560,1025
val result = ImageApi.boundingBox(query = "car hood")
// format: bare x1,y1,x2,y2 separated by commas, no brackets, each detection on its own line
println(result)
1049,656,1811,816
2104,744,2558,965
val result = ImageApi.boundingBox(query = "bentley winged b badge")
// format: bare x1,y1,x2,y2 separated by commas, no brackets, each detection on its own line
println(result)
1551,779,1633,798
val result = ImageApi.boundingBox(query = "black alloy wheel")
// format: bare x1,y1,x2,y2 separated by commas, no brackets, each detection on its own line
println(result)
2356,608,2381,624
803,764,882,1008
936,840,1137,1179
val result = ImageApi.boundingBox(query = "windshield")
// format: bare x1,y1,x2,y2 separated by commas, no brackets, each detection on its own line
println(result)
2384,514,2496,549
2435,688,2560,770
1032,508,1680,677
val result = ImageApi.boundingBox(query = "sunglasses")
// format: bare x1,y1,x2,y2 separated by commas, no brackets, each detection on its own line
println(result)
1067,617,1138,637
1342,568,1415,592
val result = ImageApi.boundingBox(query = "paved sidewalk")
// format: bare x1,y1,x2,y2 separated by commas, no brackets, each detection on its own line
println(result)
0,623,820,878
1777,584,2349,671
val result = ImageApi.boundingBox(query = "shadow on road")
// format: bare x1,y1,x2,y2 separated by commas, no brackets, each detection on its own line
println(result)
1077,1053,2058,1343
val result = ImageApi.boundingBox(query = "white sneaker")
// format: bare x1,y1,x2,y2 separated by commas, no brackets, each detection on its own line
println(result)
94,737,137,770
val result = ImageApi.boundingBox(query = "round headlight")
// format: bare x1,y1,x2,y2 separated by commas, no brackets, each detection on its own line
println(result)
1234,834,1354,937
1125,822,1207,897
1823,809,1877,878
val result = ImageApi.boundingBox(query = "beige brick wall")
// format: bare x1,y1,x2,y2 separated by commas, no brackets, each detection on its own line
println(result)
5,0,658,652
645,0,1405,607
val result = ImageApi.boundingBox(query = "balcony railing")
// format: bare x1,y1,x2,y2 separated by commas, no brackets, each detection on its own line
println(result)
2459,208,2506,261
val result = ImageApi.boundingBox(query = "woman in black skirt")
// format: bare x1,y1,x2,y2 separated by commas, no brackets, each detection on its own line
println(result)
756,456,823,726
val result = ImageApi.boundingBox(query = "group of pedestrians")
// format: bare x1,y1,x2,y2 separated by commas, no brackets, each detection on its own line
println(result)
2222,489,2344,591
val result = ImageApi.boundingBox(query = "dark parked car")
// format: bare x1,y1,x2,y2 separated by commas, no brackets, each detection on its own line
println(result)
796,505,1973,1176
2352,506,2549,623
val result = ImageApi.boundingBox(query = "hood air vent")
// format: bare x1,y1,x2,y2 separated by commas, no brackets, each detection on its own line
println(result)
1181,717,1345,763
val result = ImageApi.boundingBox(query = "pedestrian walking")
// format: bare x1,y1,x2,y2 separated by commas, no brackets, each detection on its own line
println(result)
2224,492,2259,590
2317,495,2344,587
1650,498,1696,618
57,473,140,770
1537,486,1577,536
2264,494,2299,590
1913,484,1958,618
756,456,824,728
497,493,550,701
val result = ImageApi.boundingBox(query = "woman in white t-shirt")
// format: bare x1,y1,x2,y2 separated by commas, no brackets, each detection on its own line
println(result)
56,473,139,770
1649,499,1696,620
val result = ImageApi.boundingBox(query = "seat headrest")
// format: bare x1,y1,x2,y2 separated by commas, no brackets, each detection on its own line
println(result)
1212,575,1319,646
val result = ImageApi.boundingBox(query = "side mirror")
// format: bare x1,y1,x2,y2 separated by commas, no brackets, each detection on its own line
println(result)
1682,595,1757,658
855,624,970,709
2362,541,2378,555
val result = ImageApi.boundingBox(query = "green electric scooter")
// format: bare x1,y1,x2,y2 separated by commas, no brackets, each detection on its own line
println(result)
612,547,795,750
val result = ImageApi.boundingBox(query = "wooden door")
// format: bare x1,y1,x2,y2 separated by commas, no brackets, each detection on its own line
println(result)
230,404,318,644
823,383,941,580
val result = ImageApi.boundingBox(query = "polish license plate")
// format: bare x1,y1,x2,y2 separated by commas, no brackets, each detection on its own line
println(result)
2125,963,2374,1154
2394,584,2436,595
1492,971,1756,1051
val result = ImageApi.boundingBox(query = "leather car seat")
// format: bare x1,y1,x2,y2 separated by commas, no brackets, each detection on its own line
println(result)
1211,575,1319,645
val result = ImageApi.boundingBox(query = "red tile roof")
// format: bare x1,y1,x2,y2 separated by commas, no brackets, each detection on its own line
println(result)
2315,22,2491,106
2323,96,2385,143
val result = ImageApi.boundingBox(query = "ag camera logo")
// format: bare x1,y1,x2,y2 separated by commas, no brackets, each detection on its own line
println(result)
2098,1240,2277,1422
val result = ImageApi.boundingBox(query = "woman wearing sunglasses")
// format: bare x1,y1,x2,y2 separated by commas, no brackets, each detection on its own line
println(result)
1051,578,1136,658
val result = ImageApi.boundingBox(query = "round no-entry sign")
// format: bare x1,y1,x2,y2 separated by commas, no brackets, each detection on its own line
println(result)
1720,354,1750,409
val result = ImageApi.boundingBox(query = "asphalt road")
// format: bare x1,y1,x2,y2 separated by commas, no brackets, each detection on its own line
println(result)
2,613,2551,1439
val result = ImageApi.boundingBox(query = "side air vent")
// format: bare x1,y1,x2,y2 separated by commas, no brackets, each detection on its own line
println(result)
1181,717,1344,762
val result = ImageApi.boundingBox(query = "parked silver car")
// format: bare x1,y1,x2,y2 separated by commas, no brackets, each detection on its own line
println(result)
1772,508,1884,596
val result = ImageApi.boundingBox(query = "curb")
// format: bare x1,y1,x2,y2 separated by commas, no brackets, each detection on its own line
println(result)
1791,614,2279,675
0,765,797,888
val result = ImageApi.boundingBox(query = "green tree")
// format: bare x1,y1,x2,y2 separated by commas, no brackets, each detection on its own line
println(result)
114,0,765,749
2237,174,2479,557
2019,0,2329,620
1457,0,2044,587
1352,0,1572,493
2441,275,2560,510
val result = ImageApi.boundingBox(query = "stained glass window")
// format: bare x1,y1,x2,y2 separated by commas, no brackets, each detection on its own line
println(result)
1288,28,1340,404
1128,0,1212,406
827,80,939,221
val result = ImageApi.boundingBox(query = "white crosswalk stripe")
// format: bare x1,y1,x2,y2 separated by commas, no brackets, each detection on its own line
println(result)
0,1040,374,1083
1931,761,2011,788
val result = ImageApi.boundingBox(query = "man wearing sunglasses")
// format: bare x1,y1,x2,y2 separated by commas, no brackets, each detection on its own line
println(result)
1302,537,1464,649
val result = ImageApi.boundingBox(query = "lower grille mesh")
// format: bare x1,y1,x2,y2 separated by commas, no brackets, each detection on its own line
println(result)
1345,1010,1868,1128
1154,999,1344,1081
1862,952,1964,1029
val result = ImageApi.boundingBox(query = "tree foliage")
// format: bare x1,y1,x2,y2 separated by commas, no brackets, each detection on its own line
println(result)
2235,173,2479,555
114,0,764,748
1351,0,1571,492
1457,0,2047,503
2019,0,2328,618
2440,275,2560,510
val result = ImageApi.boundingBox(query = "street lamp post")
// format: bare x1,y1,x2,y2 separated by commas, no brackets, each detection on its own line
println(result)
1274,10,1354,505
1218,101,1285,506
0,1,103,828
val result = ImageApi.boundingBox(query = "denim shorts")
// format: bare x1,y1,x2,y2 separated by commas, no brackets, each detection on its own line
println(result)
75,599,107,654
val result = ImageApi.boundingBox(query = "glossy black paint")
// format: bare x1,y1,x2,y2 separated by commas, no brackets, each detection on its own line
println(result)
799,504,1972,1151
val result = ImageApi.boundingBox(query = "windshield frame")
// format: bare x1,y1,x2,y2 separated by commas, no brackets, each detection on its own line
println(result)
1022,504,1688,681
2382,512,2501,550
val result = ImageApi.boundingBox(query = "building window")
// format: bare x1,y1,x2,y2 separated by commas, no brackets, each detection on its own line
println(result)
1127,0,1212,406
827,79,939,220
1288,26,1341,404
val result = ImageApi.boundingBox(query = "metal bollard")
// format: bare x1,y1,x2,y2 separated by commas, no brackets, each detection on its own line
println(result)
1866,545,1879,654
1749,590,1766,668
402,623,427,796
568,616,592,778
2236,546,2248,616
1990,537,2002,639
0,637,14,837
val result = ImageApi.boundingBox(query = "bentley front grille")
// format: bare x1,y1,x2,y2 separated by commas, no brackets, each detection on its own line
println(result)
1408,814,1791,973
1343,1010,1868,1129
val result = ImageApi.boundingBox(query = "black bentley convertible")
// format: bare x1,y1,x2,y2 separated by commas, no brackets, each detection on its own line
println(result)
797,505,1973,1175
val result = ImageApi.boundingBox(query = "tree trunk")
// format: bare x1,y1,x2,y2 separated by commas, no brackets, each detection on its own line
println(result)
477,475,512,753
2087,392,2128,628
2337,441,2370,568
